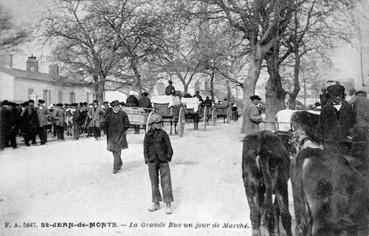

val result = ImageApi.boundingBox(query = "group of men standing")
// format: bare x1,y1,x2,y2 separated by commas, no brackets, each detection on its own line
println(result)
243,84,369,155
0,99,114,149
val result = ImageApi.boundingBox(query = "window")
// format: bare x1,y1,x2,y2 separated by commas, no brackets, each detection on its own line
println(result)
86,92,90,103
43,90,48,102
43,90,52,105
69,92,75,103
28,88,34,98
58,90,63,103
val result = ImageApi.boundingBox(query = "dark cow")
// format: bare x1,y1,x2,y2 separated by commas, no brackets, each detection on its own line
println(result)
291,111,369,236
242,131,292,236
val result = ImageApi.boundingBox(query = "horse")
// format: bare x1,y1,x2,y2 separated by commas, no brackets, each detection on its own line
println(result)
290,110,369,236
242,130,293,236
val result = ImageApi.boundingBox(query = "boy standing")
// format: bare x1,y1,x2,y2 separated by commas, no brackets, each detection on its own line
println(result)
144,113,174,214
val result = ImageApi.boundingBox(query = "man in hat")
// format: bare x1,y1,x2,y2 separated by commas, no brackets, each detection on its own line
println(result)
316,84,356,152
80,102,88,136
72,103,81,140
144,113,174,214
104,100,130,174
88,100,104,140
21,100,39,145
243,95,263,135
139,92,152,109
37,99,51,145
193,91,203,102
126,92,140,134
165,81,176,96
53,103,66,141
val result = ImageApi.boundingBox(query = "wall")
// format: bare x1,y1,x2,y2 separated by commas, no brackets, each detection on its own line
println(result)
13,77,94,105
0,71,15,101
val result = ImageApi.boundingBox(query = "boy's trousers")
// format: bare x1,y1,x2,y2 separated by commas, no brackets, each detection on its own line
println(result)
148,161,173,203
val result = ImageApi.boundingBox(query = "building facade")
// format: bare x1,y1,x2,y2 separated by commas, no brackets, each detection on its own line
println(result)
0,55,94,105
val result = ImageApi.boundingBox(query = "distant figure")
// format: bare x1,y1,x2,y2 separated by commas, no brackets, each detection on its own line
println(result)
88,100,104,140
72,103,81,140
165,81,176,96
138,92,152,109
244,95,263,135
21,100,39,146
183,93,192,98
231,103,238,121
193,91,203,102
353,90,369,127
202,96,212,107
37,99,50,145
126,92,140,134
53,103,65,141
126,92,139,107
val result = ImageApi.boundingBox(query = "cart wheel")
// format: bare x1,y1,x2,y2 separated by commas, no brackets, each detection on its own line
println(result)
146,111,155,133
226,107,231,123
179,107,185,137
212,108,217,126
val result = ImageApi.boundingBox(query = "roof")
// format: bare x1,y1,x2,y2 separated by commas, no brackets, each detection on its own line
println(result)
0,65,56,83
0,65,91,88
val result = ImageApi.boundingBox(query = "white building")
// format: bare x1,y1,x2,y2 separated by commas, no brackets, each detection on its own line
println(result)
0,55,94,105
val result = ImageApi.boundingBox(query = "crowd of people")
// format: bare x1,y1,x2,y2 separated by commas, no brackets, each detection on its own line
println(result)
0,93,154,150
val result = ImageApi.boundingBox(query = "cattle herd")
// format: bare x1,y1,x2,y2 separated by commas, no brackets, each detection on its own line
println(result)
242,111,369,236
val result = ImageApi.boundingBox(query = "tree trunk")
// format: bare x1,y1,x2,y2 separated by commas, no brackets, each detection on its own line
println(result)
183,83,189,94
210,68,215,102
289,8,301,109
131,58,143,95
289,38,301,109
94,76,105,104
241,57,262,133
226,80,231,102
264,41,286,131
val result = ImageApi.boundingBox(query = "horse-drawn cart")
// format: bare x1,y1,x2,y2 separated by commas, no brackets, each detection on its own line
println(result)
212,104,231,124
121,107,153,133
151,96,185,137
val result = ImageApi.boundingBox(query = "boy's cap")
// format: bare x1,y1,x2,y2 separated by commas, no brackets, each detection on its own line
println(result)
148,113,163,125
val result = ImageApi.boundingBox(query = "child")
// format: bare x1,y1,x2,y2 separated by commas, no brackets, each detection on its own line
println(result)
144,113,174,214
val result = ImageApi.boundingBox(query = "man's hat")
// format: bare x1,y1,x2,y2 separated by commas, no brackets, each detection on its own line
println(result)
148,113,163,125
103,101,109,104
142,92,149,96
0,100,9,106
28,99,35,103
168,80,173,84
93,100,98,103
38,99,45,104
22,101,29,107
327,84,345,96
110,100,120,107
119,102,125,106
250,95,262,101
82,102,88,106
71,103,78,107
56,103,63,107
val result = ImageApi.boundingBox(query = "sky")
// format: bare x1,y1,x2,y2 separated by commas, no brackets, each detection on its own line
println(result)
0,0,365,89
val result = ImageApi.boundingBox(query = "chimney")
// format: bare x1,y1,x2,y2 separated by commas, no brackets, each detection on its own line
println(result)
26,55,38,72
49,64,59,76
0,54,13,68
